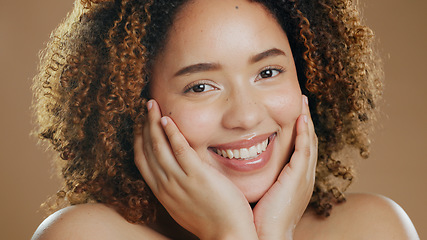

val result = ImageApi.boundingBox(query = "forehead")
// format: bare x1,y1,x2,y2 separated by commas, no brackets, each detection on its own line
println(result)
158,0,290,64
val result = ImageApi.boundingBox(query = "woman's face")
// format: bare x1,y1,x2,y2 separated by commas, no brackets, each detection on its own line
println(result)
151,0,302,202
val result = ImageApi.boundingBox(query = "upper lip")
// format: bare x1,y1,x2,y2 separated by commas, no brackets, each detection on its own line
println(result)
209,132,275,150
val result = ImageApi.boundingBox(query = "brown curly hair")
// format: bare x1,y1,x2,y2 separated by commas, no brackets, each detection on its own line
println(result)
32,0,382,223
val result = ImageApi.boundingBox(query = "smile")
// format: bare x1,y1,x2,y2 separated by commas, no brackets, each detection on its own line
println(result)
213,138,269,160
209,133,276,172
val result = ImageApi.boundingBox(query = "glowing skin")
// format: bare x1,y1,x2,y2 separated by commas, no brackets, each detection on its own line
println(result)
150,0,302,202
30,1,420,240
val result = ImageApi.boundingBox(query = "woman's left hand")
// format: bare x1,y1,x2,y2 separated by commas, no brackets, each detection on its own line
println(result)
253,95,318,240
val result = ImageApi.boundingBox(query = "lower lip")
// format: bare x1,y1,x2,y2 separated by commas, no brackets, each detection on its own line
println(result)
209,134,276,172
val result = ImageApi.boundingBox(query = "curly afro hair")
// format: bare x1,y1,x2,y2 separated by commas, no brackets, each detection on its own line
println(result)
32,0,382,224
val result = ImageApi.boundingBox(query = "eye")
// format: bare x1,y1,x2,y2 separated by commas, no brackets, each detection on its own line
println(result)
256,67,284,80
184,82,217,93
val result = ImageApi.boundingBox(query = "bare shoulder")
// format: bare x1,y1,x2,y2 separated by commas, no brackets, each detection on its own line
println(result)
296,193,420,240
31,203,168,240
336,193,419,239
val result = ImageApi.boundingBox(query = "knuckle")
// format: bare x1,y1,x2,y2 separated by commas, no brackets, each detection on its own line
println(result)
168,130,180,141
157,177,170,194
150,140,162,155
173,144,188,159
156,184,167,197
303,145,311,158
157,178,181,200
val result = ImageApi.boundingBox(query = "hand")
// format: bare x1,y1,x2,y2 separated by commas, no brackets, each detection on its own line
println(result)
134,100,258,240
253,95,318,240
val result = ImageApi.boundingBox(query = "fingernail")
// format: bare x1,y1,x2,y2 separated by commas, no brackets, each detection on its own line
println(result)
303,115,308,123
147,100,153,110
161,117,168,126
303,95,308,105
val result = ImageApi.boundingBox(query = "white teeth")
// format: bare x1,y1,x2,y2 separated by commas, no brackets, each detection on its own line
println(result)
226,149,234,159
233,149,240,159
256,144,262,154
249,146,257,156
240,148,249,158
215,138,269,160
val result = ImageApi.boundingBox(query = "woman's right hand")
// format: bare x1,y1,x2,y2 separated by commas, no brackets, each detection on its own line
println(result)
134,99,258,240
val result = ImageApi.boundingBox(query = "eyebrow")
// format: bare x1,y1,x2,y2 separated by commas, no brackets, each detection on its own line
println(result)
174,63,221,77
249,48,287,63
173,48,286,77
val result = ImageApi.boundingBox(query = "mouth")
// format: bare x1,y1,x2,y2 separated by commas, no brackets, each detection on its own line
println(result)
209,133,276,172
209,133,276,161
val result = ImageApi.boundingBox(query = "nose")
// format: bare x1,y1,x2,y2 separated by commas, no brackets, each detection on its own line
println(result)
221,87,264,130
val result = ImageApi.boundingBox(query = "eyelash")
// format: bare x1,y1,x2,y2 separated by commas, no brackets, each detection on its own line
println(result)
183,80,218,93
256,66,285,81
183,66,285,93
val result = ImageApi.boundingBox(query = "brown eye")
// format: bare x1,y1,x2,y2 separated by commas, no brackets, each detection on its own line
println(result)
256,67,284,81
260,69,274,78
192,84,206,92
185,83,216,93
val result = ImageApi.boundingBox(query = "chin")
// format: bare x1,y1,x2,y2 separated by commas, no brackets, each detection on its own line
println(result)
245,191,266,204
238,177,276,203
242,152,290,203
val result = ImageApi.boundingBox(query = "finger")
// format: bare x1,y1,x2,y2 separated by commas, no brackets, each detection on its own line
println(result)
144,100,185,179
287,114,311,174
160,116,205,176
302,95,318,173
141,100,168,182
277,97,315,184
302,95,314,130
134,128,157,191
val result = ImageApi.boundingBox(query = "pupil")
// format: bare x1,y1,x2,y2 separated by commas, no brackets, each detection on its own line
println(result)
261,69,272,78
193,84,205,92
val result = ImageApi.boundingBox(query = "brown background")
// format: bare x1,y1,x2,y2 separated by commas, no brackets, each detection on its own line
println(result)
0,0,426,239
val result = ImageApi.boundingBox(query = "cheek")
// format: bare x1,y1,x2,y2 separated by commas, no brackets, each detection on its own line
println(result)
161,102,219,148
264,89,302,127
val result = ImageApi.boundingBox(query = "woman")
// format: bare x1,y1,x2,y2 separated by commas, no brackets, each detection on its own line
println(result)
32,0,419,239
